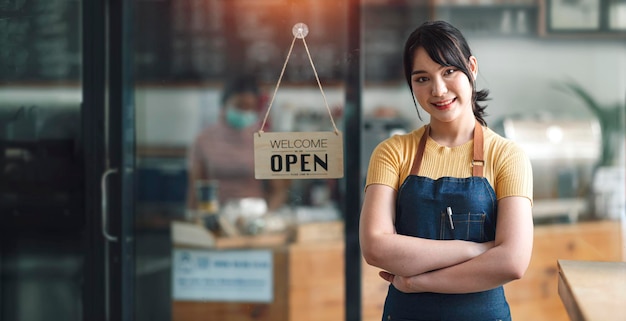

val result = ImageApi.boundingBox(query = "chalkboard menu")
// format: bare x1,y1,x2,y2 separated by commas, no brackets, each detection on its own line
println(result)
0,0,81,82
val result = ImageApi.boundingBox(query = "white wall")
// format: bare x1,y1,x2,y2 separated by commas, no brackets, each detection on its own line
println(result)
470,37,626,123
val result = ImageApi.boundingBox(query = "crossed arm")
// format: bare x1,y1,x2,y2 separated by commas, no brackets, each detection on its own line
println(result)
359,184,533,294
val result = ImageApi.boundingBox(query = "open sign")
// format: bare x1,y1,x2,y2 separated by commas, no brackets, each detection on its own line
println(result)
254,131,344,179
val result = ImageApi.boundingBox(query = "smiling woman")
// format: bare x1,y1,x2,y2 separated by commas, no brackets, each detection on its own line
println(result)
360,20,534,321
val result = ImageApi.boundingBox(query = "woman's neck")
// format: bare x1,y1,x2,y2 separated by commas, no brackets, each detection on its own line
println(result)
428,118,477,147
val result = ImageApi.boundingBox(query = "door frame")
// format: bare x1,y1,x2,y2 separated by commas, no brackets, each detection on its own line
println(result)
82,0,135,320
106,0,136,320
82,0,107,319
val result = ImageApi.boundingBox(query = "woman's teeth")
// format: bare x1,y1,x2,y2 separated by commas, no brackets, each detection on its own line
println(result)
434,98,454,107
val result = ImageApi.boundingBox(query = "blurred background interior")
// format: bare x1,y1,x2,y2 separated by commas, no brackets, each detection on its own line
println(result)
1,0,625,321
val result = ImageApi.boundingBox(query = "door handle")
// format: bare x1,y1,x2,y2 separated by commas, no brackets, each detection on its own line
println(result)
101,168,119,242
101,167,118,321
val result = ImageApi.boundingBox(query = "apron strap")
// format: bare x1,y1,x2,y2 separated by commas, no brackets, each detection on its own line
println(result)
472,120,484,177
410,120,484,177
410,125,430,176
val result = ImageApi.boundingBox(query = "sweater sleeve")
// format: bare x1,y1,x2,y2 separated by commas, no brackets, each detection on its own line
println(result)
364,130,421,191
365,138,403,191
493,139,534,205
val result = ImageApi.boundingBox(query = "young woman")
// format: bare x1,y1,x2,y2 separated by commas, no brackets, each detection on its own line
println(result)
359,21,534,321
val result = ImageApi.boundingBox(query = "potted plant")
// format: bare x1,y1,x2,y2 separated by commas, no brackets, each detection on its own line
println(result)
556,81,625,220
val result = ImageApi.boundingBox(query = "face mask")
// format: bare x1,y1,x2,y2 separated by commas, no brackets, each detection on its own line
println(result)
225,107,258,130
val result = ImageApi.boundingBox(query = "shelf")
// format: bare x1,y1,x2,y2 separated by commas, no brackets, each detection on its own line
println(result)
434,6,539,36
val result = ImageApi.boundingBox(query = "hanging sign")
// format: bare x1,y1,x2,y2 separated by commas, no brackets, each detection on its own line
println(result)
253,23,344,180
254,131,343,179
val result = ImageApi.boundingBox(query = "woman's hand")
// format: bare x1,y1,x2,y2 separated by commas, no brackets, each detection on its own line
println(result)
379,271,421,293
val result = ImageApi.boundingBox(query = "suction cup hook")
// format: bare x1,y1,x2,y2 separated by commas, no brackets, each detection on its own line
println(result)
292,23,309,39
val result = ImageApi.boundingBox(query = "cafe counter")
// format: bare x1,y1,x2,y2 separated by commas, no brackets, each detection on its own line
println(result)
558,260,626,321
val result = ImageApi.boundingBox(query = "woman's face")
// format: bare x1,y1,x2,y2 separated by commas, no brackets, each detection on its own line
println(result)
224,92,260,129
228,92,259,112
410,47,477,125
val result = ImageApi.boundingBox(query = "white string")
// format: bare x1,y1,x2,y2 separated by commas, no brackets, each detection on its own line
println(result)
259,35,297,135
301,36,339,134
259,31,340,135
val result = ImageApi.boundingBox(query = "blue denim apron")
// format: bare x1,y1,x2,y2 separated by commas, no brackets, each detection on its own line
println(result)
382,123,511,321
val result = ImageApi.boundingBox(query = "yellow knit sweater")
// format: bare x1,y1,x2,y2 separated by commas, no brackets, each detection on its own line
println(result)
365,125,533,204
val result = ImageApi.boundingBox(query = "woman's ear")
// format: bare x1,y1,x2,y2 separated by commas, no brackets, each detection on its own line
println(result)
469,56,478,79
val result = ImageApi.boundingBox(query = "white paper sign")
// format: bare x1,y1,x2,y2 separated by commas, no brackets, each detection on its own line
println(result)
254,131,344,179
172,249,273,302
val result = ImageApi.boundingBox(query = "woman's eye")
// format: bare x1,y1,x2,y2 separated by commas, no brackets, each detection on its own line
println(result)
444,68,457,76
413,76,428,83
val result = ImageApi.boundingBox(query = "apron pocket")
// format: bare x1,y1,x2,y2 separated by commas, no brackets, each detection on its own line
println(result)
439,212,487,242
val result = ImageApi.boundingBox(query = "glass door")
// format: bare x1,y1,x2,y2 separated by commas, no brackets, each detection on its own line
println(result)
1,1,136,320
132,1,359,320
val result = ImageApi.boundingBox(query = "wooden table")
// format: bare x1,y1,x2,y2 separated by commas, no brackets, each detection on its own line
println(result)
558,260,626,321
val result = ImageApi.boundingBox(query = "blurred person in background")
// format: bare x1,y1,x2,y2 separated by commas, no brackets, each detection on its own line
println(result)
186,74,290,213
359,21,534,321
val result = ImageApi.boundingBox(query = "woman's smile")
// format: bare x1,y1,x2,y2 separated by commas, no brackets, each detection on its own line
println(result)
432,98,456,110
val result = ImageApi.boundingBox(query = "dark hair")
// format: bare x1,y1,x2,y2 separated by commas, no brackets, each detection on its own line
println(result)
220,74,260,107
403,20,489,126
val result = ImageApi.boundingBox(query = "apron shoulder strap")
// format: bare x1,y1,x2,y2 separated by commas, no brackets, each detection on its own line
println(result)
472,120,484,177
410,125,429,176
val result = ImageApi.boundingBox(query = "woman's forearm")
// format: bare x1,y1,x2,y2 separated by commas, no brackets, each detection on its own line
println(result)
404,243,527,293
362,233,493,277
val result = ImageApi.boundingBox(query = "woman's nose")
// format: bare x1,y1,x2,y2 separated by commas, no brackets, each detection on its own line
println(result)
431,78,448,97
